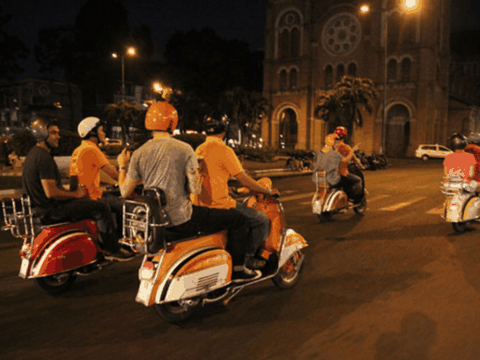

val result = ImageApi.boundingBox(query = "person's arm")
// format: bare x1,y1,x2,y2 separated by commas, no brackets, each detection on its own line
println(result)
117,148,142,198
42,179,86,199
235,172,278,196
186,168,201,195
343,144,360,163
101,163,119,181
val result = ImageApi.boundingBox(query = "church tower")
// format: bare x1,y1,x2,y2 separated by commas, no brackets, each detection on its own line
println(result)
262,0,451,157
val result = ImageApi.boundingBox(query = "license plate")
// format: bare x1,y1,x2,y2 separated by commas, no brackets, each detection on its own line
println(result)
19,258,29,279
135,281,154,306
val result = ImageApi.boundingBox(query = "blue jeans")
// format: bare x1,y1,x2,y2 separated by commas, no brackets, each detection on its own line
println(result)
236,202,270,257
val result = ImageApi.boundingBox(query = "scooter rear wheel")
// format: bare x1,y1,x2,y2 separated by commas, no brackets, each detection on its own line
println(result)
272,250,305,289
34,271,77,295
154,299,198,323
354,197,367,215
317,212,332,222
452,222,468,233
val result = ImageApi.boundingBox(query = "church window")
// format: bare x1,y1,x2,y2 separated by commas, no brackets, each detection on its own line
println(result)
280,70,287,91
348,63,357,76
325,65,333,88
337,64,345,83
290,68,298,89
276,10,302,59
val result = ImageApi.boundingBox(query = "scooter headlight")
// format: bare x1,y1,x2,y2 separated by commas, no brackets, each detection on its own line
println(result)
139,261,156,281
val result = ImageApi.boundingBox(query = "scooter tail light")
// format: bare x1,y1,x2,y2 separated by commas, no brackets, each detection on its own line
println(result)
139,261,156,281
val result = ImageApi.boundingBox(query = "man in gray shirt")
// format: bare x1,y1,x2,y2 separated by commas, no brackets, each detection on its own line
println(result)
118,102,261,283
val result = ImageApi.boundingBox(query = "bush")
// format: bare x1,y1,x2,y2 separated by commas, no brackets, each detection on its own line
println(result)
235,146,278,162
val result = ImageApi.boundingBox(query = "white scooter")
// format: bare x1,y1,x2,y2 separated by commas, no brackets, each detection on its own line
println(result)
441,176,480,232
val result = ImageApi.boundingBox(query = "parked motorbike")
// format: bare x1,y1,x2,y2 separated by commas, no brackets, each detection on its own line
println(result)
311,164,367,221
1,193,132,295
120,178,308,323
441,176,480,233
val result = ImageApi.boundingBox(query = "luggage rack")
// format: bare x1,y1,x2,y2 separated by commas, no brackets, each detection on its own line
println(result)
441,176,465,196
1,195,35,239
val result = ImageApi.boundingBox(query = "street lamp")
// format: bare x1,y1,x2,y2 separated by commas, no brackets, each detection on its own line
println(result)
112,47,136,99
361,0,420,155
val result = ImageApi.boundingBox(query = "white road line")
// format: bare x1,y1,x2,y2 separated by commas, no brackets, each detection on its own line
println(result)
426,205,444,215
380,197,427,211
368,194,390,202
281,192,316,202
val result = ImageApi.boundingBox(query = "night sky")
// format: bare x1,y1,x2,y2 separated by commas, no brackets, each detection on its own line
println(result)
2,0,480,79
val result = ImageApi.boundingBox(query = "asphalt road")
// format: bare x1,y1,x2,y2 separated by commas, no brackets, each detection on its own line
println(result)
1,159,479,360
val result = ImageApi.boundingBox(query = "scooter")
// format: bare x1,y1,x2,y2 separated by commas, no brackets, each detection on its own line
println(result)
120,178,308,323
1,194,128,295
441,176,480,233
311,164,367,222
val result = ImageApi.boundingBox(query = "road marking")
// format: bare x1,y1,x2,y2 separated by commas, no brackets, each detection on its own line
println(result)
368,194,389,202
380,197,427,211
281,192,316,202
426,205,444,215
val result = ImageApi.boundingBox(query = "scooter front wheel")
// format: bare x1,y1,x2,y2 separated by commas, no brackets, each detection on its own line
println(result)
154,299,199,323
452,222,468,233
354,197,367,215
34,271,77,295
272,250,305,289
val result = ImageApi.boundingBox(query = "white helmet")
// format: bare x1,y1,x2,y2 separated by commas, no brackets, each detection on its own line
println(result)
78,117,101,139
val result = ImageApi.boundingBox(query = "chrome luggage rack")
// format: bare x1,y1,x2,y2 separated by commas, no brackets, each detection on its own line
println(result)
441,176,464,196
120,188,170,254
1,194,35,239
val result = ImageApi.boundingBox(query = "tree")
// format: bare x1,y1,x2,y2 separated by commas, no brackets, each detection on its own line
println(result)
316,75,378,136
219,87,269,145
104,100,144,144
0,5,29,81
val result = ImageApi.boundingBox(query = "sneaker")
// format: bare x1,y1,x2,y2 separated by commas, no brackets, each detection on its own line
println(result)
105,248,135,262
245,256,267,269
232,267,262,283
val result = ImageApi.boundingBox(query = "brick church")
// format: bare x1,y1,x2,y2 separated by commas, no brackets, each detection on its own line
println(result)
261,0,480,157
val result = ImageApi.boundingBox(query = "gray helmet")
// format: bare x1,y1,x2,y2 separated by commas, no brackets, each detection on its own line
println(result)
29,117,50,142
449,133,467,151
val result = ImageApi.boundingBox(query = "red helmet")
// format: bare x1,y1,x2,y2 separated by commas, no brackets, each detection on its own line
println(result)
334,126,348,138
145,102,178,132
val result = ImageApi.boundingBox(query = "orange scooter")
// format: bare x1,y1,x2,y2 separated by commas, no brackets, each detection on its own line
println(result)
120,178,308,323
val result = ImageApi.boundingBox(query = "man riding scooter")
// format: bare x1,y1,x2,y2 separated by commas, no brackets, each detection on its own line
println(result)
22,118,132,261
192,112,278,269
444,133,477,189
118,102,261,282
464,134,480,182
69,116,130,246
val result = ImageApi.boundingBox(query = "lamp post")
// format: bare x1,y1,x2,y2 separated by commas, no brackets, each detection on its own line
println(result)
361,0,419,155
112,47,136,100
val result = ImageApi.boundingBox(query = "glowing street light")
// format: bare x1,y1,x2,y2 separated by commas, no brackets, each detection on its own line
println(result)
360,0,420,155
112,47,136,99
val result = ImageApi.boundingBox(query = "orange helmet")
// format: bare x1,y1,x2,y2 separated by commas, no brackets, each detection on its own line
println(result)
334,126,348,138
325,133,337,147
145,102,178,132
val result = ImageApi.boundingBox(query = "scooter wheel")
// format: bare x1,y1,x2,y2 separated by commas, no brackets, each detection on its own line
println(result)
452,222,468,233
354,197,367,215
317,212,332,222
34,271,77,295
154,300,198,323
272,250,305,289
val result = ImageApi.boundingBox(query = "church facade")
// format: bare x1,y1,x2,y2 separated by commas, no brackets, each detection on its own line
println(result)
261,0,452,157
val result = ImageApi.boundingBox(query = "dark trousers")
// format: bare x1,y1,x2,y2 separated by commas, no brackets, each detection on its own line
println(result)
341,173,363,203
40,198,119,254
101,192,125,238
165,205,248,268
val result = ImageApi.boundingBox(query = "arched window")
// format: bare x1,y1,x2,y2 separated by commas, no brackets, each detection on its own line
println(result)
337,64,345,83
280,30,289,59
348,63,357,77
290,68,298,89
401,58,411,82
280,70,287,91
387,59,397,81
276,10,302,59
325,65,333,88
291,28,300,57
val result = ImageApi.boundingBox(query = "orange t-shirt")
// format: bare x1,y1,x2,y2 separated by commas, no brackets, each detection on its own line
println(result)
335,142,351,176
69,140,110,199
443,151,476,182
192,136,244,209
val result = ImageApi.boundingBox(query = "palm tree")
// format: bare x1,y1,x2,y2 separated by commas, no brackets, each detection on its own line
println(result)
104,100,143,144
316,75,378,135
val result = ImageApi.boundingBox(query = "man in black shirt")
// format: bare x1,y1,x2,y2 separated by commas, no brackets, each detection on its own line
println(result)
22,118,133,261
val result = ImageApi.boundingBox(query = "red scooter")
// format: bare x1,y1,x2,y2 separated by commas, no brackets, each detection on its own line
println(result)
2,194,127,295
